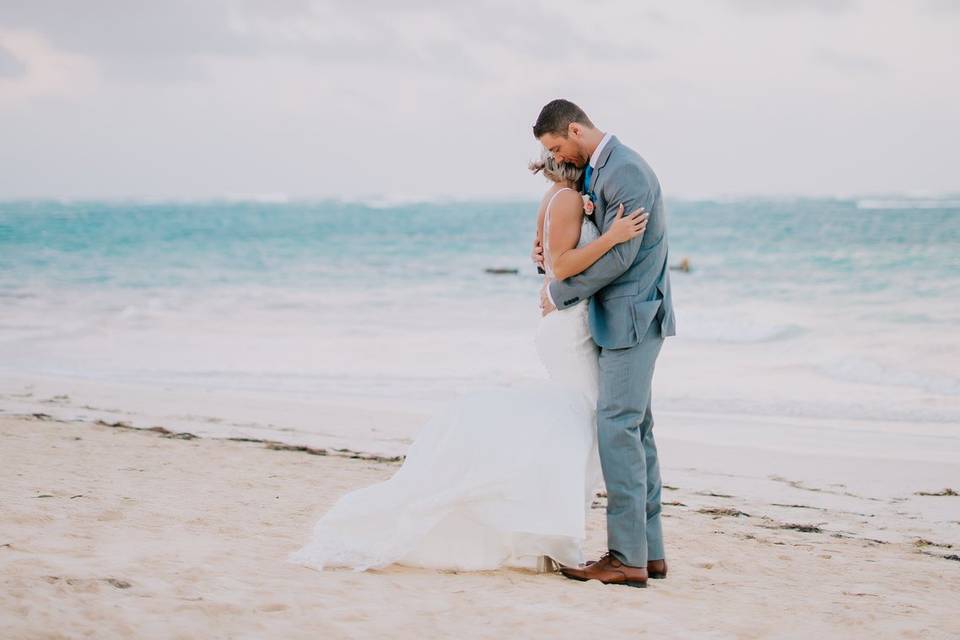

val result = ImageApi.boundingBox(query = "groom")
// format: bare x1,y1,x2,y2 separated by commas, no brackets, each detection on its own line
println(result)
535,99,676,588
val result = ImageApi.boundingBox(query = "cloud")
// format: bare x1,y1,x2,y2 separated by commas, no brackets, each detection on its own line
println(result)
0,29,99,107
0,0,265,83
812,48,890,74
0,1,655,85
0,1,258,57
925,0,960,12
0,45,27,77
725,0,856,14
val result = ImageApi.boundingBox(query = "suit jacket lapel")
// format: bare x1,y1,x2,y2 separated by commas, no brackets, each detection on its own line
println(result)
593,135,619,226
596,135,618,170
590,135,619,193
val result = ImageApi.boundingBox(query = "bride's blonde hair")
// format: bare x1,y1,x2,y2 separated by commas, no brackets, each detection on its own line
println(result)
528,148,582,184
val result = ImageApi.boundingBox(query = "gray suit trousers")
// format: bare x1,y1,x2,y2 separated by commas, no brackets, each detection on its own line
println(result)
597,314,665,566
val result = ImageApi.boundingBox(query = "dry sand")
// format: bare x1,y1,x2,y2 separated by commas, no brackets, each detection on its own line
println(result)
1,414,958,639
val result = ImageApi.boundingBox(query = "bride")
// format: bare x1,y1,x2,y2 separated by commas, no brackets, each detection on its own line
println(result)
288,152,649,572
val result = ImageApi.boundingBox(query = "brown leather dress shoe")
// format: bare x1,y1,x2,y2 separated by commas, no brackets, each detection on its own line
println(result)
585,558,667,579
647,559,667,579
560,553,648,588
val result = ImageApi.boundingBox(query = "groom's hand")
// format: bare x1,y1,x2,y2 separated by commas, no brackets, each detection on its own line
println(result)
531,238,545,271
539,282,556,316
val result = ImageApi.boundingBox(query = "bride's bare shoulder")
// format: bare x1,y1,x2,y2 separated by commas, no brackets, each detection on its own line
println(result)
549,189,585,223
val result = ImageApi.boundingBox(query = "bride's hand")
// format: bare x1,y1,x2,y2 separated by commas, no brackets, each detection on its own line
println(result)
604,203,648,244
539,282,556,316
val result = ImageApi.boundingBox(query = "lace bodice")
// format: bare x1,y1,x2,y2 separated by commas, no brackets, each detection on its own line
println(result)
543,188,600,280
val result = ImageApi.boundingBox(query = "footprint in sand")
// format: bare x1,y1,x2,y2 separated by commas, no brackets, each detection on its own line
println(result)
96,509,125,522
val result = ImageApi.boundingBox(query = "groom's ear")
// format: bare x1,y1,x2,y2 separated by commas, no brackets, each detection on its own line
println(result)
568,122,583,139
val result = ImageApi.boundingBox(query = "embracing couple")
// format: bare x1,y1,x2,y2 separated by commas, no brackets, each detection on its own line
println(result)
290,99,676,589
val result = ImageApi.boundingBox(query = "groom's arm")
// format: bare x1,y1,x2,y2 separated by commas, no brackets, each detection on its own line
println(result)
547,162,654,310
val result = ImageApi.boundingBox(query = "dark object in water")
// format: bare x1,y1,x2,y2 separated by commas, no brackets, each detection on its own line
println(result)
670,257,691,273
485,268,519,275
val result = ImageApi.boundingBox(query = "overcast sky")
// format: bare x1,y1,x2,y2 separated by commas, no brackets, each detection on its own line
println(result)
0,0,957,201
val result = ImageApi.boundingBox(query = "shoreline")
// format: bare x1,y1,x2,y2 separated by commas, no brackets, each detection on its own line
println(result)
25,412,408,465
4,368,958,552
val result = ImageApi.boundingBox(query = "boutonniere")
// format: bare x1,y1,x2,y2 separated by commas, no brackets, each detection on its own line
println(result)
581,193,595,216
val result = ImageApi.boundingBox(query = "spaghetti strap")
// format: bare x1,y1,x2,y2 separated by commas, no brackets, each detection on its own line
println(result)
543,187,575,279
546,187,574,214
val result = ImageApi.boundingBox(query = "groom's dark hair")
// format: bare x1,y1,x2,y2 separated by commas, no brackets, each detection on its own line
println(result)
533,99,594,138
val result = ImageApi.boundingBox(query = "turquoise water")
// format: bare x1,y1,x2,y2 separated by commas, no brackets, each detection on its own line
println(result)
1,197,958,427
1,198,957,300
669,198,960,299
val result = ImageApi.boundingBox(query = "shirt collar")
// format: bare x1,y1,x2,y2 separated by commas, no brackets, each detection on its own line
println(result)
589,132,613,169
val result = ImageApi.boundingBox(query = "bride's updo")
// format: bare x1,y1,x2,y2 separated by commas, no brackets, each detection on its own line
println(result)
528,149,582,184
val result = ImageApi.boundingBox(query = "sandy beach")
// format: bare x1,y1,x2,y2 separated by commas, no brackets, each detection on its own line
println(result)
2,413,957,639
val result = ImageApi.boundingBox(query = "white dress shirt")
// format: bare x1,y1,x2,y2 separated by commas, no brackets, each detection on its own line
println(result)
590,132,612,170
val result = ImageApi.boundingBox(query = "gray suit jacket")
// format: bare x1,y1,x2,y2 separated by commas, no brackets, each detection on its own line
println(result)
548,135,676,349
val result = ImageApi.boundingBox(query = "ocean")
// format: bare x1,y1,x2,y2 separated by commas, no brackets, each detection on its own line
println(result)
1,197,959,453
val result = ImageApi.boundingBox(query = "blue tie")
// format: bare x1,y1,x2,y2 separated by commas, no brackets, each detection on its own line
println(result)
584,164,594,194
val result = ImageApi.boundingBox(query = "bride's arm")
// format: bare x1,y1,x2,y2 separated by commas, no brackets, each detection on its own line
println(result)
531,203,546,270
548,194,649,281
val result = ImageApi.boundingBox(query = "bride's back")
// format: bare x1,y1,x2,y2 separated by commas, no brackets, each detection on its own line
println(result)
537,186,600,406
542,188,600,280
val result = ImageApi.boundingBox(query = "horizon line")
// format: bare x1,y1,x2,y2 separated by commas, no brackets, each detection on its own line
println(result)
2,192,960,206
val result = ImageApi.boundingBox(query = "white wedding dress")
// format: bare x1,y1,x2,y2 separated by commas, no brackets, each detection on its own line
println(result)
289,188,603,571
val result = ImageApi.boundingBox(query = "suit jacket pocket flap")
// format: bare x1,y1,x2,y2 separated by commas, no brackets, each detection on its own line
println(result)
632,299,662,340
